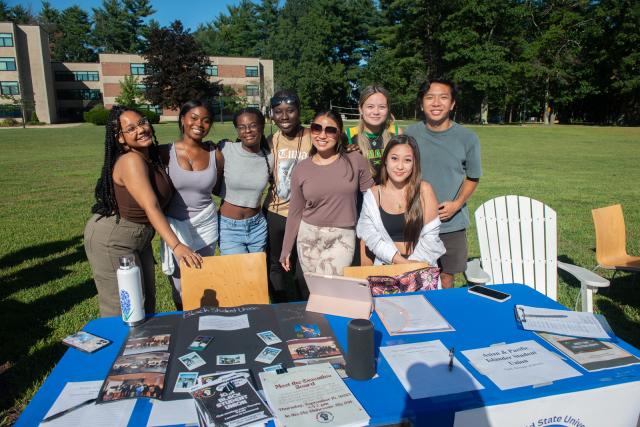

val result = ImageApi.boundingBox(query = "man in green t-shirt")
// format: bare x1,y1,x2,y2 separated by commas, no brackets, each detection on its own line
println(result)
405,79,482,288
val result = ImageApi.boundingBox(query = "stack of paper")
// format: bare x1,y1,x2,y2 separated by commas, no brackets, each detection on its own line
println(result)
375,295,453,335
514,305,611,339
259,363,370,427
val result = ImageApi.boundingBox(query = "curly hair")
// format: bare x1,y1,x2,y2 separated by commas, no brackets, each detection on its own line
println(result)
91,106,163,218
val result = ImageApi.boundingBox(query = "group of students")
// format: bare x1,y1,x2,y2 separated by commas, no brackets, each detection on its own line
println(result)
84,79,482,318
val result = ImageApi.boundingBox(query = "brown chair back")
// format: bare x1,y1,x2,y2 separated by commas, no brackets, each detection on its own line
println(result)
181,252,269,310
592,204,628,267
343,262,430,280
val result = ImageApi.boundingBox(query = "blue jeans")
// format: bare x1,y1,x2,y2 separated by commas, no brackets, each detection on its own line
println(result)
219,212,268,255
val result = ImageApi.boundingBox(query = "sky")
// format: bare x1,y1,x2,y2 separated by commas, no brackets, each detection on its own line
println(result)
6,0,242,31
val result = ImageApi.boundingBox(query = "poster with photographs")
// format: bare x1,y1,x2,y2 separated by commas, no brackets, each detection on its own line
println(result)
98,316,178,403
287,337,347,377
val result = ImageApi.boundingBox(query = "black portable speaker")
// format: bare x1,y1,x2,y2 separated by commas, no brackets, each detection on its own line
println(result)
346,318,376,380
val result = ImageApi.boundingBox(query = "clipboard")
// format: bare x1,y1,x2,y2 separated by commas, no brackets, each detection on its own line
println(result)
304,273,373,319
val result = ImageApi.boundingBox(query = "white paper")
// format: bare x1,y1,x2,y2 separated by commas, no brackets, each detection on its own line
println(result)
462,340,581,390
380,341,484,399
147,398,199,427
516,305,609,339
40,381,135,427
375,295,453,334
259,363,370,427
198,314,249,331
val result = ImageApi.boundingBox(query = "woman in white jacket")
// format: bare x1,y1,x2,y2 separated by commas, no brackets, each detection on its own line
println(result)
356,135,445,266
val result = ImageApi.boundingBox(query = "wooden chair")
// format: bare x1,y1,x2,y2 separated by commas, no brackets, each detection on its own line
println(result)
464,196,609,312
592,204,640,281
181,252,269,310
343,262,431,280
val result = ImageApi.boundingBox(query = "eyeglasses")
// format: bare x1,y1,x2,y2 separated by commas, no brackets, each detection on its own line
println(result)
236,123,260,133
310,123,339,138
121,117,150,134
270,95,299,108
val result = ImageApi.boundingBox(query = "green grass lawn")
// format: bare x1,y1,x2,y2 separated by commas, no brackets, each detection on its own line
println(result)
1,122,639,424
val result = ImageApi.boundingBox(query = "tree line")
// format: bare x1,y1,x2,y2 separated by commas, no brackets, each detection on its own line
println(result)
2,0,638,124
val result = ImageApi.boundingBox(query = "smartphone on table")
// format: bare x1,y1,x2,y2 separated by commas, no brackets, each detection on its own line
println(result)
467,285,511,302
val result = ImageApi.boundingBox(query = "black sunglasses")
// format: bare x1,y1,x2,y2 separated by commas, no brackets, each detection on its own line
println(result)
310,123,339,137
270,95,299,108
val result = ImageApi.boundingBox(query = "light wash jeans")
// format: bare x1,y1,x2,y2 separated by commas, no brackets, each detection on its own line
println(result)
219,212,268,255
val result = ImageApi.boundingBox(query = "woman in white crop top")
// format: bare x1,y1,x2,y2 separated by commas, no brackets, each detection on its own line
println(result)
217,107,274,255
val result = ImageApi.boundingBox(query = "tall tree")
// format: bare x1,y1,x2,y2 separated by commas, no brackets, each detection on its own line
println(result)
38,1,61,56
52,6,96,62
7,4,36,24
92,0,155,54
143,21,220,109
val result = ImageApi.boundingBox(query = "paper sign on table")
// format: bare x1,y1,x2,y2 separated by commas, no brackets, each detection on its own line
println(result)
514,305,610,339
380,341,484,399
41,381,135,427
462,340,581,390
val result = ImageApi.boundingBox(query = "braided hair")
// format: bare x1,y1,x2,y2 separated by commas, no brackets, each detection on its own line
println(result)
232,107,275,192
91,106,163,218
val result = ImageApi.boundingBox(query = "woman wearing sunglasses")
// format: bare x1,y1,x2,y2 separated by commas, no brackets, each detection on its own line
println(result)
280,110,374,278
356,135,445,266
160,100,222,310
265,90,312,302
217,107,273,255
346,85,402,180
84,106,202,318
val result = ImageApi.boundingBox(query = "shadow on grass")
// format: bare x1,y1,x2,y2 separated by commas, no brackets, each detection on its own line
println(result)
0,235,82,270
0,237,85,300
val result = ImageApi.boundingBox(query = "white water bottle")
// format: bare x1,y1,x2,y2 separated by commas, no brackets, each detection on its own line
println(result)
117,255,145,326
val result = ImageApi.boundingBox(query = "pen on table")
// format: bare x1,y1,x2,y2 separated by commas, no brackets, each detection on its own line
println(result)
41,398,96,423
448,347,455,371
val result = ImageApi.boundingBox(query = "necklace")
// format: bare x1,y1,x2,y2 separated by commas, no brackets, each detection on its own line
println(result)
381,185,406,211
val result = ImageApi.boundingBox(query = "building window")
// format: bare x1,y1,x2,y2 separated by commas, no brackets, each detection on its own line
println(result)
245,85,259,97
56,89,102,100
247,104,259,109
0,81,19,95
206,65,218,76
55,71,99,81
134,83,146,91
140,104,162,114
130,63,146,75
245,66,258,77
0,57,17,71
0,33,13,47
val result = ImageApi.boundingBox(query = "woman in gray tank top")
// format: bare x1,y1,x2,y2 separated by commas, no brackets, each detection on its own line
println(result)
160,100,223,310
217,107,274,255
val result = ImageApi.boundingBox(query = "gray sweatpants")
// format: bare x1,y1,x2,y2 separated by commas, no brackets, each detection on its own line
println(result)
84,213,156,317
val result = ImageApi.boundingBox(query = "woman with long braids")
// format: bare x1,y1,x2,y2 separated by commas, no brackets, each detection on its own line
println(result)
280,110,374,277
265,90,312,302
217,107,273,254
160,100,222,310
356,135,445,266
346,85,402,180
84,106,202,317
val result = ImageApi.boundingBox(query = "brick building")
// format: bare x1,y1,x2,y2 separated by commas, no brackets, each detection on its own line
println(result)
0,22,274,123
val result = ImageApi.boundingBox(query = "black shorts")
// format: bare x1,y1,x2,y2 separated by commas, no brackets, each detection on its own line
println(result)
437,229,468,274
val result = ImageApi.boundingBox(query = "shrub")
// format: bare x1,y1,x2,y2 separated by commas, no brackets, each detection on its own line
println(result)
140,109,160,124
28,111,43,125
0,118,18,127
84,104,110,125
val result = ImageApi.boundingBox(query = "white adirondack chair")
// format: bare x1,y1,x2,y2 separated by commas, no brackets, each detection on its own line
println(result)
465,195,609,312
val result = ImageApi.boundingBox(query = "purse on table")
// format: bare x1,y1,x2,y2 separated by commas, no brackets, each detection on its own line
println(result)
367,267,440,296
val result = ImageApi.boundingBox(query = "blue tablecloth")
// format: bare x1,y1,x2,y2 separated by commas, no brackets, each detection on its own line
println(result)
16,284,640,426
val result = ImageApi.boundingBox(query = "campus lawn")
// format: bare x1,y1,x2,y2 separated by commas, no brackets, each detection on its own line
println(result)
0,122,639,424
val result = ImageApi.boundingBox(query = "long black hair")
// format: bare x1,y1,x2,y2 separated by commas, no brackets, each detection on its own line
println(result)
309,109,354,181
232,107,275,192
91,106,162,217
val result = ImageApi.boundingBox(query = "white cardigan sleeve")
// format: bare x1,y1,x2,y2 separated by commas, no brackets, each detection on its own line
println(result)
356,189,399,265
407,217,446,266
